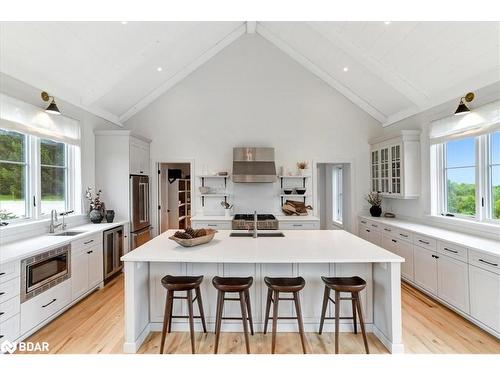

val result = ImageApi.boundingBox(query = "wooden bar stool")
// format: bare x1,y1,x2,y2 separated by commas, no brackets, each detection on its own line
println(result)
212,276,254,354
159,275,207,354
318,276,369,354
263,276,307,354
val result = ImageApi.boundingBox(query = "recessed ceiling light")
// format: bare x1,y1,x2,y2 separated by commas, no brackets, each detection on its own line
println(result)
157,67,163,72
121,21,128,25
343,67,349,72
384,21,391,25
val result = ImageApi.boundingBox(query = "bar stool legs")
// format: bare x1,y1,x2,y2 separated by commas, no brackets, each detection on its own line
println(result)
239,291,251,354
271,290,279,354
355,292,369,354
160,290,173,354
293,291,307,354
214,291,224,354
195,286,207,333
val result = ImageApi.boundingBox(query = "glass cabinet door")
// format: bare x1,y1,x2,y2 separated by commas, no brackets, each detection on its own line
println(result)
371,150,380,192
380,147,390,193
391,144,401,194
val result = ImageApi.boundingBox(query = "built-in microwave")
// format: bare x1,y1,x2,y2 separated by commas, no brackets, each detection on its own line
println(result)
20,244,71,303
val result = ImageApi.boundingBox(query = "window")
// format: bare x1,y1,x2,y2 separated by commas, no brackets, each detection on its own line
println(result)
433,130,500,223
488,131,500,220
0,129,76,223
444,137,476,217
40,139,68,215
0,130,28,221
332,167,343,224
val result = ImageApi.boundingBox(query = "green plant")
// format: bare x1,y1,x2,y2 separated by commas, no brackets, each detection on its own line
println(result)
366,192,382,207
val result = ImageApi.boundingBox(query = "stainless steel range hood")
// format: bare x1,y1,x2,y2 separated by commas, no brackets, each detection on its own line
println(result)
232,147,277,183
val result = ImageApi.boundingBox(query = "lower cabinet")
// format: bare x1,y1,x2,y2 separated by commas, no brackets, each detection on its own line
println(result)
71,242,104,301
279,221,319,230
191,221,231,230
0,314,20,345
437,255,469,313
382,236,414,281
413,245,438,295
469,265,500,332
359,225,382,246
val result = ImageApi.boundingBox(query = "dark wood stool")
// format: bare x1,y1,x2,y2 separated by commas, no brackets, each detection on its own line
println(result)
318,276,369,354
263,276,307,354
160,275,207,354
212,276,254,354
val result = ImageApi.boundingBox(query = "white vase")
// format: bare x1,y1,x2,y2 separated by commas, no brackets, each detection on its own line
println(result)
299,168,308,176
224,208,232,217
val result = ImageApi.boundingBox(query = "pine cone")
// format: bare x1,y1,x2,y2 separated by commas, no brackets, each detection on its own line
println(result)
185,227,196,237
193,228,207,237
174,231,192,239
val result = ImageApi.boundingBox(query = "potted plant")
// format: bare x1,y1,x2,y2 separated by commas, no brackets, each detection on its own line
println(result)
366,192,382,217
297,161,309,176
85,187,105,223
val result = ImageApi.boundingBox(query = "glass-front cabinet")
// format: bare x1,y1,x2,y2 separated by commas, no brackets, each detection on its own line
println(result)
369,131,420,199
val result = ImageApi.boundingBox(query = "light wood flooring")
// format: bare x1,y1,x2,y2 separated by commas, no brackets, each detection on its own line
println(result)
20,275,500,354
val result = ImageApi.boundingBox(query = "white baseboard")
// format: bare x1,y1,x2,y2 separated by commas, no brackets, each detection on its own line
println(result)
372,325,404,354
123,324,151,354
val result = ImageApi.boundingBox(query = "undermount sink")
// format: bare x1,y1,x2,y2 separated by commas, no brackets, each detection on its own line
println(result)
52,231,86,236
230,232,285,238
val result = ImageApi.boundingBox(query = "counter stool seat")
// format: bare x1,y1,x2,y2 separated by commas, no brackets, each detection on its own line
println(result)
263,276,307,354
319,275,369,354
212,276,254,354
160,275,207,354
321,276,366,292
264,276,306,292
161,275,203,291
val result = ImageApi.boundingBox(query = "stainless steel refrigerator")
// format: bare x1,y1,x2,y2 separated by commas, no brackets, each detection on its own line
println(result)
130,175,152,250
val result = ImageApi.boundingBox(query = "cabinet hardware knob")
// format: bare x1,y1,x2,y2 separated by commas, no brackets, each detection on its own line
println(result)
0,272,5,276
84,240,94,245
443,248,458,254
42,299,57,308
0,312,4,316
0,335,4,339
87,250,93,254
478,259,498,267
391,239,397,243
419,239,430,245
400,234,408,238
366,229,370,232
0,292,4,296
384,228,391,231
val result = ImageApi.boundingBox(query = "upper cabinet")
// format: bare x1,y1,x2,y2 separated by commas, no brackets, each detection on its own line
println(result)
369,130,420,199
130,137,150,175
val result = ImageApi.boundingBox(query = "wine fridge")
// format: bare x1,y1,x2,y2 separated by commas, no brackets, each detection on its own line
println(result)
103,225,124,282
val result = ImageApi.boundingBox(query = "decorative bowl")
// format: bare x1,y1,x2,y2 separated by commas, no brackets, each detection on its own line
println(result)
295,188,306,195
283,189,293,195
169,229,217,247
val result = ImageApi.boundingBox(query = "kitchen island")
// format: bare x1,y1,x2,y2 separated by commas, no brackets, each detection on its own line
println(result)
121,230,405,353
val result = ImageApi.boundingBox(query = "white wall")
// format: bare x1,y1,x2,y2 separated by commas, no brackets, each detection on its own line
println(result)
124,34,382,231
0,73,121,201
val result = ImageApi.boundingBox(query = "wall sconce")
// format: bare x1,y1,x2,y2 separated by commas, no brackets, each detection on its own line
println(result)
454,92,474,116
41,91,61,115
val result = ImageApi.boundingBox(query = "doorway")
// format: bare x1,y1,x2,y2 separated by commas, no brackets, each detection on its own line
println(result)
157,162,191,234
316,163,351,231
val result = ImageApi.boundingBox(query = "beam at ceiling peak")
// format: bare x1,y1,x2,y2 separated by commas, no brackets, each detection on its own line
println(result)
246,21,257,34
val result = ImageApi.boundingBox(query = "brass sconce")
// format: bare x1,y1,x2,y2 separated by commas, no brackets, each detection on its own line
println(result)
41,91,61,115
454,92,474,116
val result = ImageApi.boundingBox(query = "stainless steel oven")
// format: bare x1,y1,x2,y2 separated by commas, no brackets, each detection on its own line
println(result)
21,244,71,302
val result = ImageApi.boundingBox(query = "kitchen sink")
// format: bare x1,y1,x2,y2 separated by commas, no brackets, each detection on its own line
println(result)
52,231,86,236
230,232,285,238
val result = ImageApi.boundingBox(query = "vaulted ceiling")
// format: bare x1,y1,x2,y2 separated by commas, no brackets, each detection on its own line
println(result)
1,21,499,126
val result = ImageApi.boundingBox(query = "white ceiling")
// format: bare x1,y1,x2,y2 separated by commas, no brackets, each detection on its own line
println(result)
0,21,499,126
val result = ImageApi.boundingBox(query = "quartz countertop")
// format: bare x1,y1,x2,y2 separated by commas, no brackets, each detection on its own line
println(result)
359,215,500,257
0,221,128,264
190,215,319,221
121,229,403,264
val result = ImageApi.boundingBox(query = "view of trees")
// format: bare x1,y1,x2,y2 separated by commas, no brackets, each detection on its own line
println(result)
447,180,500,218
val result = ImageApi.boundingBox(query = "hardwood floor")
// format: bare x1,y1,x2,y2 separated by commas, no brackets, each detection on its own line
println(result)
20,275,500,354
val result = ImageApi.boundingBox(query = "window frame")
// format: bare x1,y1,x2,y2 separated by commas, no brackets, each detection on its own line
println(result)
0,130,77,223
332,166,343,225
432,131,500,225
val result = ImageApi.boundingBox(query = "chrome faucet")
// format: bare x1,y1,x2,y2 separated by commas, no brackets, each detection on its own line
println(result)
253,211,258,238
49,210,62,233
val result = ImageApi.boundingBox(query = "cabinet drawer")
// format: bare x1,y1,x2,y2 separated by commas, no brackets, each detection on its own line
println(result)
0,277,20,304
279,222,317,230
192,222,231,230
72,232,102,251
469,250,500,275
413,234,436,251
0,261,20,284
381,225,395,235
20,280,71,335
0,314,20,346
359,218,380,231
437,241,468,262
0,295,20,323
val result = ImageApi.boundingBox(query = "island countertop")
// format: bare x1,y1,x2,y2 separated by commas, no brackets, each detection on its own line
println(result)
121,229,404,264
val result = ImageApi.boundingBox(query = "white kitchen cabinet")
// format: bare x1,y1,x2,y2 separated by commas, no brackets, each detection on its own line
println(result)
382,235,414,281
71,241,104,301
279,221,319,230
413,245,438,295
469,265,500,332
0,314,20,346
130,137,150,176
369,130,420,199
358,225,382,246
437,255,469,313
191,221,231,230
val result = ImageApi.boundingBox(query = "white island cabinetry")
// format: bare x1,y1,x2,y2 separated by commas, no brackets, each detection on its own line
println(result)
358,215,500,338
